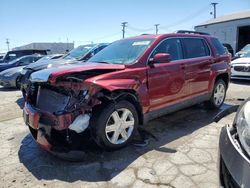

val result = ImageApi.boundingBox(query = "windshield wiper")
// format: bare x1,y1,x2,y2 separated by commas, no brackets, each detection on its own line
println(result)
93,61,112,64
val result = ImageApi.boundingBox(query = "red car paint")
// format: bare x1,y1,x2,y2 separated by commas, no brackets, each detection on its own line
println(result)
23,33,231,151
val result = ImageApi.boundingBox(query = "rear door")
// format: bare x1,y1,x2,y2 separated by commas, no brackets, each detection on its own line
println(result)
181,37,212,97
147,38,186,110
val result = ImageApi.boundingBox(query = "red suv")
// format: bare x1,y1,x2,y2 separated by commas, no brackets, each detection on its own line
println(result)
23,31,231,152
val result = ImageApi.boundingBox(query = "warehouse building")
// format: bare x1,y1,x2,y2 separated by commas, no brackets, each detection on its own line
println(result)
195,10,250,55
13,42,74,54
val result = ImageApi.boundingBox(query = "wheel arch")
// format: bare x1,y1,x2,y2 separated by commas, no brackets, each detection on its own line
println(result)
215,73,230,89
98,88,144,126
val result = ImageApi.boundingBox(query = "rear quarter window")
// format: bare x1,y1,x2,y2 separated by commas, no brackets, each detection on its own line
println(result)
211,38,226,55
182,38,210,59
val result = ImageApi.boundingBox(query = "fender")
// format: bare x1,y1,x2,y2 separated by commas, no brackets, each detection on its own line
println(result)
84,78,150,113
209,60,230,92
84,78,140,91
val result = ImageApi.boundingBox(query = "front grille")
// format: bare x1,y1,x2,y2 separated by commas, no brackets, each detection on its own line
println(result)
234,65,250,72
39,115,56,126
36,87,70,113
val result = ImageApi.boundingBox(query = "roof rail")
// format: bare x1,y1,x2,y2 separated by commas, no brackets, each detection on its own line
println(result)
176,30,210,35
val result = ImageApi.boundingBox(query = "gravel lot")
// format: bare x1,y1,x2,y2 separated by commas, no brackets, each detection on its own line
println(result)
0,80,249,188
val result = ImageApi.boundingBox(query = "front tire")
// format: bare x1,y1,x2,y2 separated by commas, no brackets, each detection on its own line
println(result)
206,79,226,109
91,100,138,150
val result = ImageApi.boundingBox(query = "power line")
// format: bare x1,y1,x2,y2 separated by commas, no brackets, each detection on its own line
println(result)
160,5,211,30
127,25,154,32
73,32,121,44
92,32,121,41
121,22,128,39
126,5,210,34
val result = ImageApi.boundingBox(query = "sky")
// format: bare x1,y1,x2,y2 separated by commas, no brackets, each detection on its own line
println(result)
0,0,250,52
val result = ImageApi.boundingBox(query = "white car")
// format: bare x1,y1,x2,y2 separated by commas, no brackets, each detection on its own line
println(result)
231,54,250,80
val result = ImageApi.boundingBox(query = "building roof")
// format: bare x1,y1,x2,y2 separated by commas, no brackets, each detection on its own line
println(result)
196,9,250,27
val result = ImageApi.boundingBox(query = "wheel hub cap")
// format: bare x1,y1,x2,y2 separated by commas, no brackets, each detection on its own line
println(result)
105,108,134,145
214,83,225,106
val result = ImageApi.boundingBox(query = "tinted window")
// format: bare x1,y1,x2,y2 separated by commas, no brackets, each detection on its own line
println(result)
151,38,183,61
63,45,95,60
33,56,42,62
94,45,108,55
18,57,33,65
6,53,17,61
182,38,210,58
211,38,226,55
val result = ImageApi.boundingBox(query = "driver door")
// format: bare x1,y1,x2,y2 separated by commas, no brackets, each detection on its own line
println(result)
147,38,186,111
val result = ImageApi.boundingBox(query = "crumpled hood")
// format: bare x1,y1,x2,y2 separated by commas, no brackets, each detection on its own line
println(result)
30,62,125,83
25,58,76,71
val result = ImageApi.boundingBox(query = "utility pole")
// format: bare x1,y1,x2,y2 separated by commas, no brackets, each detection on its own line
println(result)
66,37,69,51
211,2,218,18
154,24,160,34
6,38,10,51
121,22,128,39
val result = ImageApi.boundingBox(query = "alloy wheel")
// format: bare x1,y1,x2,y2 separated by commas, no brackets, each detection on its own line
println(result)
105,108,135,145
214,83,225,106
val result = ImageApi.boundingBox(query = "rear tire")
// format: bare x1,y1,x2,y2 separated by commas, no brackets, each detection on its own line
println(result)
90,100,138,151
206,79,226,109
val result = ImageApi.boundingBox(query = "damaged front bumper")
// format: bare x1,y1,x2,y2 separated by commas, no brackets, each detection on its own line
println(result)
23,102,76,151
23,102,94,160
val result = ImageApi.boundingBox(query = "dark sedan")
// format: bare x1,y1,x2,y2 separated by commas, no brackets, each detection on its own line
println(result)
0,54,43,72
0,54,61,88
219,98,250,188
0,49,47,64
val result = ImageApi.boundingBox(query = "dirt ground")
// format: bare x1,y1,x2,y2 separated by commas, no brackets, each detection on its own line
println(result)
0,80,249,188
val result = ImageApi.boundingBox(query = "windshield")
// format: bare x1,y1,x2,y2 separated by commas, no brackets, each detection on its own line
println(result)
242,51,250,57
7,57,22,64
89,39,154,64
63,45,94,60
34,55,54,63
241,44,250,52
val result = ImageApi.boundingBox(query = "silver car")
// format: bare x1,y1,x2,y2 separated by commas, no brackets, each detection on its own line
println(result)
231,52,250,80
0,54,62,88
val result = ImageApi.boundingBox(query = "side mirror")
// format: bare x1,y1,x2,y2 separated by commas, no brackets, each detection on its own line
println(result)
148,53,171,66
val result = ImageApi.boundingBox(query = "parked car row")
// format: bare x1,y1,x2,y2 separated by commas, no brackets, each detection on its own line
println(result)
0,54,44,88
19,43,108,96
0,49,48,64
0,43,109,89
1,40,249,90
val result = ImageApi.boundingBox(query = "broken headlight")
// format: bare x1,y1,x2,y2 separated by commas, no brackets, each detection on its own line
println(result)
236,99,250,156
